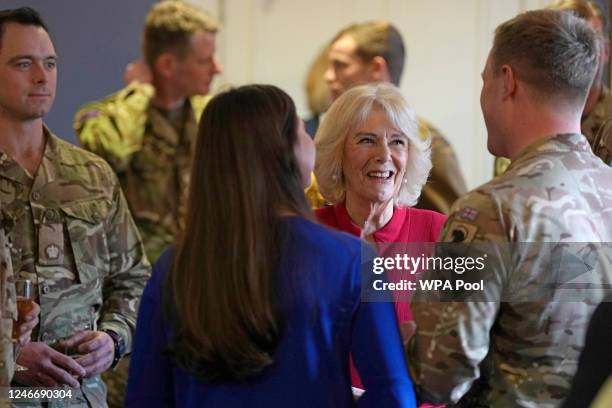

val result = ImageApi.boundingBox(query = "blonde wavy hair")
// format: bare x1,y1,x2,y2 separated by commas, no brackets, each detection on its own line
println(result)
315,83,431,207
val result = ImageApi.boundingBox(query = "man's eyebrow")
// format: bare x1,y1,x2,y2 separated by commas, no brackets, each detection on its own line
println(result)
8,54,57,63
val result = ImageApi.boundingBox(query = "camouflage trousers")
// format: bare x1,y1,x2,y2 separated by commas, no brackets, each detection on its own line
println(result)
102,357,130,408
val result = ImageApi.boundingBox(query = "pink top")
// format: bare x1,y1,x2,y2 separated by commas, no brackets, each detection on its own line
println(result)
316,203,447,392
316,202,445,242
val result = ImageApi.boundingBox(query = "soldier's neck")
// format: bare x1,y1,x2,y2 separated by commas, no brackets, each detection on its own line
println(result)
506,109,581,159
0,118,46,176
151,94,186,111
151,80,187,111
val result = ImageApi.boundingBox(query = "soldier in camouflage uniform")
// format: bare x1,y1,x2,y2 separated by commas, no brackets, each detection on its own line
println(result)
75,1,220,264
408,10,612,407
494,0,612,175
0,7,149,407
74,2,219,407
312,20,467,214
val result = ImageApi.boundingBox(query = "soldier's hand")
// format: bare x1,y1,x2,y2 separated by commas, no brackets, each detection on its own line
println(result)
124,60,152,84
63,330,114,377
15,300,40,346
14,342,86,387
400,321,417,349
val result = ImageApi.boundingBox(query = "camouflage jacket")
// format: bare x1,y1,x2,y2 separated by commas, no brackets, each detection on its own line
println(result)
74,83,209,262
0,227,15,390
416,118,467,214
495,86,612,175
1,128,150,407
409,133,612,407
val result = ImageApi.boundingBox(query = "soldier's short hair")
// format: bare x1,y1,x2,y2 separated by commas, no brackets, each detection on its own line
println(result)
315,83,431,207
548,0,607,34
0,7,49,51
332,21,405,86
142,0,219,66
491,9,599,107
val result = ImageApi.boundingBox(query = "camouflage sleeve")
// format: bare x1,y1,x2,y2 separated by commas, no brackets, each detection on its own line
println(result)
98,175,151,354
0,228,15,387
408,191,510,404
74,83,154,173
417,120,467,214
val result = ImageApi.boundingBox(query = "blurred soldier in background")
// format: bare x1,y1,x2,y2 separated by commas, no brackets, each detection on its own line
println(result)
75,1,221,263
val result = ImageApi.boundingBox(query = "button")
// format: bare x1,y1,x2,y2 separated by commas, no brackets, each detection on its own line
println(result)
31,192,41,201
45,209,59,221
41,285,50,294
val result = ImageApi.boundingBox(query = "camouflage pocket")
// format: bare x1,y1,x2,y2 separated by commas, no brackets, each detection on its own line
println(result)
60,200,112,284
39,300,99,345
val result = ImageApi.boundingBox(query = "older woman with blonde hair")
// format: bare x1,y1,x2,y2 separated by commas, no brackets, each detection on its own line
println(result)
315,83,447,389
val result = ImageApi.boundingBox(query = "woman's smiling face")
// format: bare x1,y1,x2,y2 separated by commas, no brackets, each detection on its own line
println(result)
342,106,408,206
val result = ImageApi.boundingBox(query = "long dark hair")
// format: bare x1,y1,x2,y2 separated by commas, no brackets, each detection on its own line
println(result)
168,85,312,381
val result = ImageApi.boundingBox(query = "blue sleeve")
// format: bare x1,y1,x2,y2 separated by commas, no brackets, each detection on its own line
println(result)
352,246,417,408
125,248,175,407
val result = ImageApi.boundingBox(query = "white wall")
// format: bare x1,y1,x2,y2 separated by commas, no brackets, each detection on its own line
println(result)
194,0,550,190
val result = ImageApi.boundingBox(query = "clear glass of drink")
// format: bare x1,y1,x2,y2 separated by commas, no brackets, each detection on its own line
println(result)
13,279,33,372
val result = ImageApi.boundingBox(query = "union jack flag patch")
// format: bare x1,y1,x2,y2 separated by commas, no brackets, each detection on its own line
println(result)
459,207,479,221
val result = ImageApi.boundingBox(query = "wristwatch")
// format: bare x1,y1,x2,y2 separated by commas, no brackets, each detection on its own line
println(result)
103,330,125,369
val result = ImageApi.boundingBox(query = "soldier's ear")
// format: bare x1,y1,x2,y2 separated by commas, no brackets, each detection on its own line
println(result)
369,56,390,83
154,52,178,79
500,64,516,101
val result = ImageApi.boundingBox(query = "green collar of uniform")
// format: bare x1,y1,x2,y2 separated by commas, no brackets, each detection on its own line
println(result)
43,125,104,181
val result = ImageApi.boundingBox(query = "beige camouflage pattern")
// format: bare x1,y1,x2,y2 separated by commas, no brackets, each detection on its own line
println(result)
417,118,467,214
74,83,203,407
409,133,612,407
0,227,15,393
74,82,209,263
495,86,612,176
1,128,150,407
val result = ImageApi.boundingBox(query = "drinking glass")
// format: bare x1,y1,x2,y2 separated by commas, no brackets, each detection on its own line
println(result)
13,279,33,372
